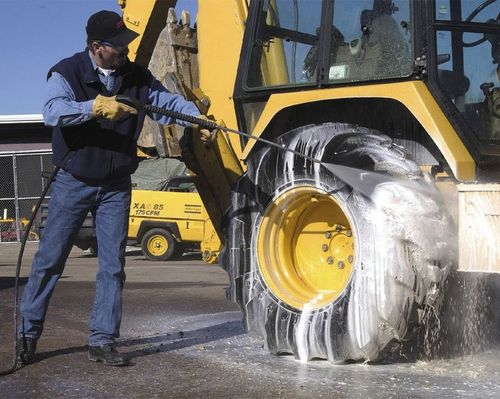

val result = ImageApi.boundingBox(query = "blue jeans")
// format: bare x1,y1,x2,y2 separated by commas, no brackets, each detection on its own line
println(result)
20,169,131,346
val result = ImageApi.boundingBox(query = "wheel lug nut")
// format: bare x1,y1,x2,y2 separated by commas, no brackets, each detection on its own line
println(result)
327,256,334,264
348,255,354,263
335,225,343,232
346,230,352,237
322,244,329,252
337,261,345,269
325,231,332,239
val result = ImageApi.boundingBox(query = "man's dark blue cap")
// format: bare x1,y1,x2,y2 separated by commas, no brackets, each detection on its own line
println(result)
86,10,139,47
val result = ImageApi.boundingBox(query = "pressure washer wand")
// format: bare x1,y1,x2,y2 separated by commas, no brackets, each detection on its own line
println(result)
115,96,321,165
116,96,426,198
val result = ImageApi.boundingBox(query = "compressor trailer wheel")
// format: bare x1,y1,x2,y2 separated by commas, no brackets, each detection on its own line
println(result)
141,228,177,261
223,123,455,362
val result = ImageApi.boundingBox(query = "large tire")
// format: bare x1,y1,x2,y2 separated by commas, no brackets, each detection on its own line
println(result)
222,123,455,362
141,228,177,261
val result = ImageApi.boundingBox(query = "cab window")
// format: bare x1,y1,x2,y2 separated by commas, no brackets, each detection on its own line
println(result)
245,0,413,89
435,0,500,142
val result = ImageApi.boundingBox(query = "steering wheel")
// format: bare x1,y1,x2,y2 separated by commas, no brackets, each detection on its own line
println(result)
463,0,498,47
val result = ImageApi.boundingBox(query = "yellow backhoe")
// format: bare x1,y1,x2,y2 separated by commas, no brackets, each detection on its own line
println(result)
120,0,500,362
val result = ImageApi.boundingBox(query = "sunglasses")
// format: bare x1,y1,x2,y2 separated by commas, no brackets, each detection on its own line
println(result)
95,41,126,50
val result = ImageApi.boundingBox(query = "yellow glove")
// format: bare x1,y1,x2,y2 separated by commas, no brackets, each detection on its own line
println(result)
92,95,138,121
195,115,218,143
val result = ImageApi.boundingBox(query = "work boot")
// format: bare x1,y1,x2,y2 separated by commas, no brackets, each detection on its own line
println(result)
88,343,130,366
17,336,38,365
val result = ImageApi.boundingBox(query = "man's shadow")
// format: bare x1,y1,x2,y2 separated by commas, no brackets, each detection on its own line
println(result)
34,319,245,364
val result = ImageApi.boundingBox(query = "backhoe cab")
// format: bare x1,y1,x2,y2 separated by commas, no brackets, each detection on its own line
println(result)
121,0,500,362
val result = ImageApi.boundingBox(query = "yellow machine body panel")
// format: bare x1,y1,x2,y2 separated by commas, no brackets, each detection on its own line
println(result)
197,0,248,159
242,81,476,181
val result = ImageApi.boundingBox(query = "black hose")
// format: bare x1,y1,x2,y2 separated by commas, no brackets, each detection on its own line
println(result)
0,166,60,376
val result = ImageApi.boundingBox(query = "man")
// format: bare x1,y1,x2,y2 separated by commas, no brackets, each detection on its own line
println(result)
17,10,209,367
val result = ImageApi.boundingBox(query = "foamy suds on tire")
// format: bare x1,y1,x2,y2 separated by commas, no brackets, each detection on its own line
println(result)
224,123,457,362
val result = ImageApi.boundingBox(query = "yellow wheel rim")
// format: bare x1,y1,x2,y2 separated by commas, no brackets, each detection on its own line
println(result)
256,185,355,311
147,234,169,256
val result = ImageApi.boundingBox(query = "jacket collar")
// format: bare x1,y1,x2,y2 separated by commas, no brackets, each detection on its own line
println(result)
83,50,100,84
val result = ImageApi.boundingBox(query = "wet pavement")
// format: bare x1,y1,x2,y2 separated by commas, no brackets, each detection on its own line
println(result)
1,243,500,398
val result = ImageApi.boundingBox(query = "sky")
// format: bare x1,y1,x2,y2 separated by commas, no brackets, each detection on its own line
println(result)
0,0,196,116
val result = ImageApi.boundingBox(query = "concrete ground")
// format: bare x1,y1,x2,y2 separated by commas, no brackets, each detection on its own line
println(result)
1,243,500,398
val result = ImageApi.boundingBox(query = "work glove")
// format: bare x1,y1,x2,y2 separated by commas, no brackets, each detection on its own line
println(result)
92,94,138,121
195,115,218,143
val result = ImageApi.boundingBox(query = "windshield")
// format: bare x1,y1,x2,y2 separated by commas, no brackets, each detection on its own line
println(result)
435,0,500,142
245,0,413,89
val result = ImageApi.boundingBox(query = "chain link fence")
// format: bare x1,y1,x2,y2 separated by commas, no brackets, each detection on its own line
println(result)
0,151,53,243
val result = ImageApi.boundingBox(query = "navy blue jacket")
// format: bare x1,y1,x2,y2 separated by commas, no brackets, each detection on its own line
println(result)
48,50,150,181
